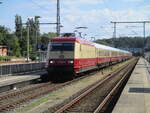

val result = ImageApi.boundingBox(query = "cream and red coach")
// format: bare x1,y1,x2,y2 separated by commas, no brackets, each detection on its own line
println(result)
46,37,132,80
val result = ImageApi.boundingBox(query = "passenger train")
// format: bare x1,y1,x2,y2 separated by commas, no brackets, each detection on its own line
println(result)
46,34,132,81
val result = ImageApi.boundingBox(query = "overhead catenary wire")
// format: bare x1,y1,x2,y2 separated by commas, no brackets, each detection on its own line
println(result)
29,0,50,11
99,0,118,38
26,0,61,35
102,0,118,21
100,26,112,37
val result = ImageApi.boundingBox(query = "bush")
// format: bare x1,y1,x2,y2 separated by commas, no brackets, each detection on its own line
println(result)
0,56,11,62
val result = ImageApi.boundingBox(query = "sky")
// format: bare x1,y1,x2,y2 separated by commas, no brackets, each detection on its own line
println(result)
1,0,150,40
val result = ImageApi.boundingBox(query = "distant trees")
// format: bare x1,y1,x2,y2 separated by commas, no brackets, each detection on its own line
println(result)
7,35,21,57
14,15,41,56
0,26,21,56
95,36,149,49
95,36,150,56
0,26,9,45
1,15,149,58
15,15,22,38
40,32,57,48
0,14,57,58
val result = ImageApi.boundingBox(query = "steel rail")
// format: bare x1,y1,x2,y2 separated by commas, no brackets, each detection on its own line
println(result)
93,59,138,113
55,59,136,113
0,83,61,111
0,68,102,111
0,82,51,100
0,59,135,111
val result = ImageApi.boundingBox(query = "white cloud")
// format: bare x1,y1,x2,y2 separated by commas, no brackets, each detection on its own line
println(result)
33,3,150,38
57,5,150,38
2,0,150,38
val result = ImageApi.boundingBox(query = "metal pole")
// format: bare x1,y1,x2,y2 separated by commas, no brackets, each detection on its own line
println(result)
27,24,30,62
113,22,116,38
34,16,41,51
143,22,145,38
143,22,146,39
35,30,37,50
21,27,23,39
143,22,146,56
56,0,60,36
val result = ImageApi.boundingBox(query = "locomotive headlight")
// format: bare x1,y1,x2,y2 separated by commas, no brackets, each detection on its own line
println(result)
50,61,54,63
68,60,73,64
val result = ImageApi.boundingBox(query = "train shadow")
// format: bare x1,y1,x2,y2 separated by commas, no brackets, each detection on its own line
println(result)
40,73,75,83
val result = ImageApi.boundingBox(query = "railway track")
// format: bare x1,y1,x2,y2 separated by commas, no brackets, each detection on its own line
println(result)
0,59,136,112
53,58,138,113
0,70,102,112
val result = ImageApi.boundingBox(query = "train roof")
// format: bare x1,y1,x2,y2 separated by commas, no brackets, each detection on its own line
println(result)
94,43,130,53
50,37,131,54
50,37,94,46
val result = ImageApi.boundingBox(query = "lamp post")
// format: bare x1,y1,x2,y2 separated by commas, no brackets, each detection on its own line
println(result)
26,19,30,62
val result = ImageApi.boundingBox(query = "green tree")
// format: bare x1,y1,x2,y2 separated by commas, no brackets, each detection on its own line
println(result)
15,15,22,37
95,36,148,49
0,26,10,45
18,27,27,55
4,34,21,57
11,37,21,57
40,32,57,46
0,25,21,57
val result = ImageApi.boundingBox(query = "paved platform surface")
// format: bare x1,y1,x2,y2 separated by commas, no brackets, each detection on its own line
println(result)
112,58,150,113
0,71,45,87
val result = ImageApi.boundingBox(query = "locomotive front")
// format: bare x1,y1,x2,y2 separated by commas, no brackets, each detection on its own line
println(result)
46,37,75,80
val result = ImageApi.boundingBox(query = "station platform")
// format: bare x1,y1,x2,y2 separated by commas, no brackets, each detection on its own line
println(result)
0,71,46,93
112,58,150,113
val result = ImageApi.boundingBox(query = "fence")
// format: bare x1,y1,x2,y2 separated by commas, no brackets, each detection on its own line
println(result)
0,62,46,76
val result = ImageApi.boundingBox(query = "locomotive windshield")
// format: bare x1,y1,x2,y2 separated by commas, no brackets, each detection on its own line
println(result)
50,42,74,51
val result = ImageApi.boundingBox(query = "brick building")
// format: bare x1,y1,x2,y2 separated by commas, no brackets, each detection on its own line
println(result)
0,46,7,56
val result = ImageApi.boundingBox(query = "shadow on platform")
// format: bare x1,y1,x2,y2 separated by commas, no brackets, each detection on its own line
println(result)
129,88,150,93
137,64,145,65
137,66,150,68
